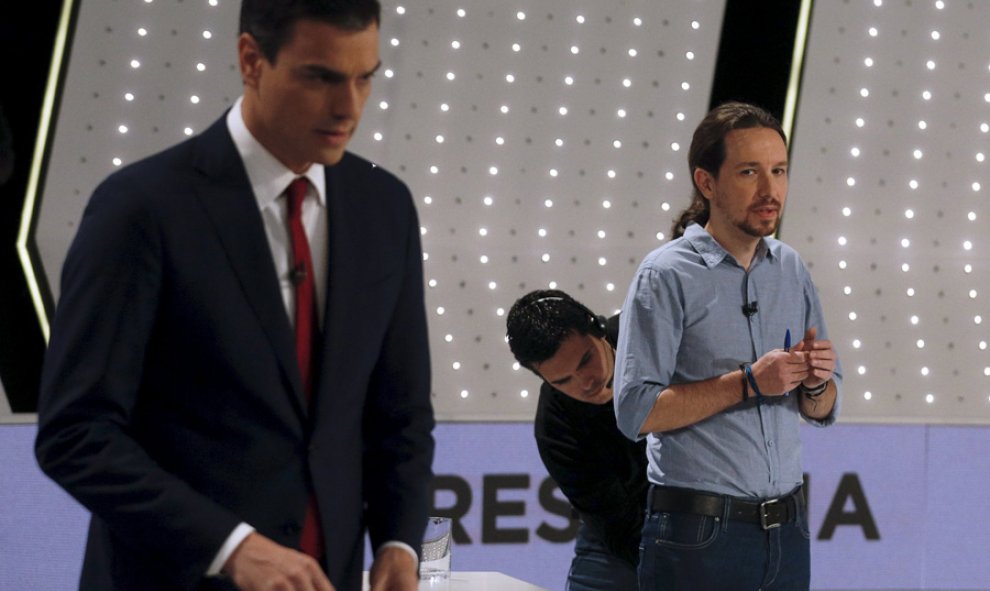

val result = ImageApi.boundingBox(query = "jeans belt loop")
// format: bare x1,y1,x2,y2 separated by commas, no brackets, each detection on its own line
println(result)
759,497,782,530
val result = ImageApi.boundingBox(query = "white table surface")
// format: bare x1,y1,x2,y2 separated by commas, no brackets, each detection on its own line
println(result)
361,571,549,590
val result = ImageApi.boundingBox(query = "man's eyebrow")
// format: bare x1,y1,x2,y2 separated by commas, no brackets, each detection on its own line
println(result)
732,159,789,168
298,60,382,79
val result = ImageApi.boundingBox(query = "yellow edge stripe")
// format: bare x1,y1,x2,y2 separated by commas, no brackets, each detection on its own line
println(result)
782,0,814,141
16,0,75,343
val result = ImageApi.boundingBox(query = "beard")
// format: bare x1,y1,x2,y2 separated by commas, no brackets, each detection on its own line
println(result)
710,194,781,238
735,214,779,238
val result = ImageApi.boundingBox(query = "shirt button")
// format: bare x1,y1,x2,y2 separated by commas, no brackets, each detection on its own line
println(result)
767,440,775,447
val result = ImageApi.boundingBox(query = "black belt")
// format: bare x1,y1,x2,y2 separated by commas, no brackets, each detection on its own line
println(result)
648,485,803,530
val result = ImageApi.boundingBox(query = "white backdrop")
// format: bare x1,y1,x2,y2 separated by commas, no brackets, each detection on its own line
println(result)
29,0,726,421
786,0,990,423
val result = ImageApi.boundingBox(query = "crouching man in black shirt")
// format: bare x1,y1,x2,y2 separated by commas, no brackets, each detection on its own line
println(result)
507,289,647,590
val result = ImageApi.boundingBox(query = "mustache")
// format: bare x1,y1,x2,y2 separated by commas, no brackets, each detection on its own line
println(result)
750,198,782,210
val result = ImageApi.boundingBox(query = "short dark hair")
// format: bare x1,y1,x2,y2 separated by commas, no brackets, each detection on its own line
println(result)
506,290,603,373
671,102,786,238
239,0,381,63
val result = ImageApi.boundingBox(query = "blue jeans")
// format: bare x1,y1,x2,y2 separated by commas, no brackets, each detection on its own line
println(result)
567,522,639,591
638,489,810,591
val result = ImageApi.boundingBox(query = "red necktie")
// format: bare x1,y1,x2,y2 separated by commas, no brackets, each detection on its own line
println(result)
286,177,324,559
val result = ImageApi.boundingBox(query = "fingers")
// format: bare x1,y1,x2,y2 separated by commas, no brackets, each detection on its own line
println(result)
753,350,810,396
368,547,418,591
224,533,335,591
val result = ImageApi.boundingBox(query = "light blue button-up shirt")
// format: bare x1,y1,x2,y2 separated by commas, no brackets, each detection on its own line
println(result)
614,223,842,499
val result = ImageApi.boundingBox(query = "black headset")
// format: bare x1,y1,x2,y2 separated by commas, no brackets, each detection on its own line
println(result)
529,296,607,338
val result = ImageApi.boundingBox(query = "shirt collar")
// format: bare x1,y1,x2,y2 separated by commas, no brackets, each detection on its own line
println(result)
683,222,777,269
226,97,326,210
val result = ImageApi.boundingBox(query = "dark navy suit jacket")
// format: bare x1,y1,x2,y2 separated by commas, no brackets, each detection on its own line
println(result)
35,116,435,591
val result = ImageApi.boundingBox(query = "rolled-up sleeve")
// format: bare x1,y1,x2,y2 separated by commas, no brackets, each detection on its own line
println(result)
802,271,843,427
614,263,682,440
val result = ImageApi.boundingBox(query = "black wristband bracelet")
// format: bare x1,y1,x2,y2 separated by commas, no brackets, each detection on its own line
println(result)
801,380,829,398
739,364,749,402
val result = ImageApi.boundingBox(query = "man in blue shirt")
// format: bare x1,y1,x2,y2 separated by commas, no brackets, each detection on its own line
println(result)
614,102,841,590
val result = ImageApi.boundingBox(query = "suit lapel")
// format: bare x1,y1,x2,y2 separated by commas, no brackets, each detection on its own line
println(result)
190,117,308,417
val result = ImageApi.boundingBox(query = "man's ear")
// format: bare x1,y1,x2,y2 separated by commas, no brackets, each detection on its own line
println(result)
693,167,716,201
238,32,265,89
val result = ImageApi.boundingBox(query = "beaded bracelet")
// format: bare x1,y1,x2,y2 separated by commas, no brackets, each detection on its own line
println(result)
800,380,829,398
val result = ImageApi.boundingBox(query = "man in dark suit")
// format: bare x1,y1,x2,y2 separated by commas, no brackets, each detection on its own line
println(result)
34,2,434,590
506,290,647,591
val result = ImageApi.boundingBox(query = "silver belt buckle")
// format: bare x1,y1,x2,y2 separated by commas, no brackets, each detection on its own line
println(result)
760,498,781,530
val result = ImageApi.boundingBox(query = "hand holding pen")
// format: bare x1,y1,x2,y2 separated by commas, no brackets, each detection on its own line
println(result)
744,328,808,397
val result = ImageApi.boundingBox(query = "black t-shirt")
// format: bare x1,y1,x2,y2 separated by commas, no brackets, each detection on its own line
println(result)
533,314,648,566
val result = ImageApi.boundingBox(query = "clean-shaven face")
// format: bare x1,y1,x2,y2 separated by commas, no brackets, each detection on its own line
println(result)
533,332,615,405
239,19,380,172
